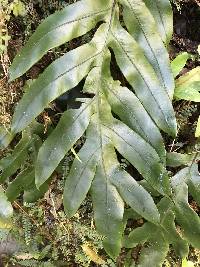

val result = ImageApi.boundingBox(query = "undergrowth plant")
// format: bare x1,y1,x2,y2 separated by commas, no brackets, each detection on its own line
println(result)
171,51,200,137
0,0,200,265
0,0,26,55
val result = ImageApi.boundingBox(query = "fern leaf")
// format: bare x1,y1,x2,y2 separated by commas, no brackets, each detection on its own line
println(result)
121,0,174,99
171,179,200,249
6,0,179,258
110,19,176,136
91,162,124,258
105,119,169,194
0,135,31,183
174,66,200,101
124,197,188,264
63,119,99,217
6,168,35,202
102,53,165,160
111,167,160,223
138,233,169,267
143,0,173,44
166,152,193,167
36,102,92,187
0,186,13,222
171,52,189,77
9,0,112,81
123,223,156,248
171,163,200,205
0,126,14,149
157,198,189,258
11,40,99,134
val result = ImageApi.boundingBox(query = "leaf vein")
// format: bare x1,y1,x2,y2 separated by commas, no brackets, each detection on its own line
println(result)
111,32,171,130
125,0,170,99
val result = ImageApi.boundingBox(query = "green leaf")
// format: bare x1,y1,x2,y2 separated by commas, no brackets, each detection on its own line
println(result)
143,0,173,44
0,186,13,228
11,43,95,134
23,179,49,203
171,162,200,205
105,119,169,194
171,52,189,77
6,168,35,202
124,197,188,260
175,66,200,101
11,23,111,134
157,198,188,258
64,120,98,217
9,0,112,81
121,0,174,99
166,152,193,167
100,50,166,160
7,0,178,258
139,180,160,197
123,208,141,222
182,258,195,267
111,166,160,224
36,102,92,188
0,126,14,149
110,19,177,136
162,210,188,258
174,83,200,102
0,135,31,183
187,163,200,206
104,78,166,161
90,153,124,259
171,180,200,249
124,223,156,248
195,116,200,138
176,66,200,87
138,233,169,267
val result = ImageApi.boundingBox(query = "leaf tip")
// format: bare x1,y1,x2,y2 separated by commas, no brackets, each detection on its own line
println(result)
103,240,121,261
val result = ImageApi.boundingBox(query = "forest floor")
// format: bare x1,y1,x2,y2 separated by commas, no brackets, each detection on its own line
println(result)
0,0,200,266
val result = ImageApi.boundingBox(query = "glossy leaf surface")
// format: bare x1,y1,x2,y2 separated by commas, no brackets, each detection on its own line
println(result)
124,198,188,265
6,0,178,258
171,52,189,77
63,121,98,217
166,152,193,167
122,0,174,99
110,21,176,136
0,135,30,183
138,233,169,267
171,162,200,205
0,186,13,229
36,103,92,188
171,172,200,249
6,168,35,202
175,66,200,101
143,0,173,44
0,126,14,149
9,0,112,81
